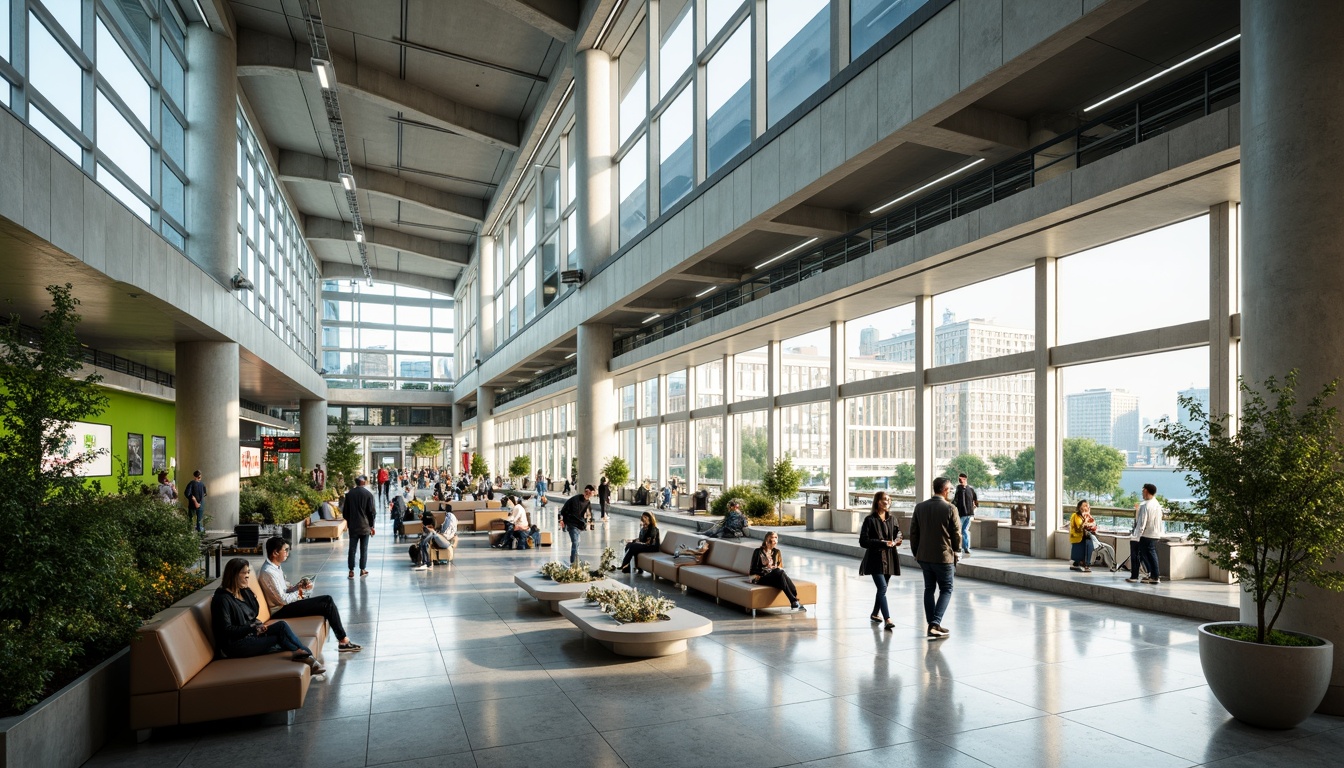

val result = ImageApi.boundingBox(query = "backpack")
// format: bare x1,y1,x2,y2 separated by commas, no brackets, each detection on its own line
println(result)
408,544,422,565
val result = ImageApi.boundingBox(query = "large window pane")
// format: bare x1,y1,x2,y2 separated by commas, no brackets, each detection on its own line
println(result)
640,425,659,486
706,22,750,176
96,163,150,221
641,377,659,418
659,0,692,98
851,0,927,60
667,370,688,412
735,410,767,482
695,418,723,485
933,373,1035,504
667,421,688,482
620,384,636,421
847,391,916,496
932,269,1035,364
618,19,647,145
29,104,80,163
767,0,829,126
97,19,150,126
846,304,916,382
734,346,768,401
618,134,647,245
161,105,184,167
780,402,829,489
398,304,431,326
161,40,184,106
397,330,431,351
659,86,693,212
0,0,9,61
29,14,82,130
523,256,536,321
780,328,830,394
45,0,80,44
1058,216,1210,345
696,360,723,407
161,163,184,223
706,0,742,43
97,91,150,192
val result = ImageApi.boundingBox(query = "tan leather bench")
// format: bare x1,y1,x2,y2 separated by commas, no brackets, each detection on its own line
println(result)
637,531,709,582
402,520,424,536
130,580,328,730
676,539,817,615
305,519,346,541
473,509,508,532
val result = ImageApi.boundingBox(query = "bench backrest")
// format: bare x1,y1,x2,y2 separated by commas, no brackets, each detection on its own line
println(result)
730,545,757,574
660,530,704,555
130,598,216,695
705,539,746,570
474,510,508,529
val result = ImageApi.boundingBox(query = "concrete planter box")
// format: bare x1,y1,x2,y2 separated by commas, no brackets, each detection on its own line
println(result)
970,518,999,550
1157,539,1209,581
0,647,129,768
832,509,864,533
1007,525,1034,555
803,505,831,531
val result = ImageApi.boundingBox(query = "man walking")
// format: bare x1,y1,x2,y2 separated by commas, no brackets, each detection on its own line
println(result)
1129,483,1164,584
258,537,362,652
558,485,595,564
909,476,961,640
184,470,207,534
377,465,390,506
952,473,978,555
598,476,611,521
345,475,377,578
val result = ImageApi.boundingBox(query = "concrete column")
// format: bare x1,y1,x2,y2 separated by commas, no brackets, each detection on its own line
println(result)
185,25,238,286
1209,203,1239,429
176,342,239,529
1241,0,1344,714
299,398,327,473
722,353,736,485
1032,257,1060,558
477,386,496,479
478,235,496,356
575,48,613,265
766,341,780,468
913,296,934,499
828,320,847,511
576,323,617,486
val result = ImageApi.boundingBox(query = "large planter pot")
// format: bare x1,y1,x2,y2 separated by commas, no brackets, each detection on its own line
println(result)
0,647,129,768
1199,622,1334,729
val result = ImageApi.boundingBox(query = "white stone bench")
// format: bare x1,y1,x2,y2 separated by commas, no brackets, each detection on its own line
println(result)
512,571,629,613
558,598,712,657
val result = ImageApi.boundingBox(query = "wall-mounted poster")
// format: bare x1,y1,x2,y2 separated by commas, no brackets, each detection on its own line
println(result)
44,421,113,476
151,436,167,473
126,433,144,476
240,446,261,478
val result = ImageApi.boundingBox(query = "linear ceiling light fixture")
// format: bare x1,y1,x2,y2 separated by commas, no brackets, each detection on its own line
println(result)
642,313,661,324
869,158,985,215
754,237,819,271
694,286,717,298
190,0,212,30
594,0,629,49
1084,35,1241,112
338,172,355,191
486,78,575,235
311,58,335,89
353,230,365,244
564,352,576,359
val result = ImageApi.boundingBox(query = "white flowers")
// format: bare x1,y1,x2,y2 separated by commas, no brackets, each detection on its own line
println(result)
583,586,674,624
539,547,618,583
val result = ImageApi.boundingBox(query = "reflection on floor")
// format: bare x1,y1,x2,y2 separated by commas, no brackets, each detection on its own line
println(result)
87,508,1344,768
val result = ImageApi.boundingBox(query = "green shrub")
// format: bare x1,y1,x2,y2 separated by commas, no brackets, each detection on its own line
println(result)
710,484,764,517
744,495,774,519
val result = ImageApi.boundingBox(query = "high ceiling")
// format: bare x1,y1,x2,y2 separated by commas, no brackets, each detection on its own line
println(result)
230,0,575,288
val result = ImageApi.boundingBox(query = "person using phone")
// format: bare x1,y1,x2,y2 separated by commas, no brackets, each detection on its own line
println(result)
859,491,902,630
258,537,362,652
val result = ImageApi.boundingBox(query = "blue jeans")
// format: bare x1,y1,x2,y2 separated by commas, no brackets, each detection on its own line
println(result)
959,516,972,552
566,527,581,564
919,561,955,628
224,620,311,658
193,504,204,533
870,573,891,620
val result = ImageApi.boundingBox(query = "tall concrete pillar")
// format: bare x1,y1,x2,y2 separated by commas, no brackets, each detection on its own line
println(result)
176,342,239,529
828,321,847,513
477,235,496,356
1032,258,1060,558
913,296,934,499
299,398,327,474
1241,0,1344,714
477,386,496,479
722,353,735,485
185,25,237,285
1209,203,1239,430
575,48,613,265
576,323,617,487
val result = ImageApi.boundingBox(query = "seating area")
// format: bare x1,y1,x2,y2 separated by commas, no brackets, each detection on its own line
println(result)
304,518,346,542
637,531,818,614
129,578,327,731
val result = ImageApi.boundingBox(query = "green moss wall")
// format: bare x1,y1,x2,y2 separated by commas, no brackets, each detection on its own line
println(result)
89,388,176,493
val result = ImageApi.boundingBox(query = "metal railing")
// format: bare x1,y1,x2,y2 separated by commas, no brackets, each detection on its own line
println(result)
11,321,177,387
495,360,578,407
613,54,1240,357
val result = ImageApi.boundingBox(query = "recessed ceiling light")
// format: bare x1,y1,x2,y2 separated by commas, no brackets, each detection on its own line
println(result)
754,238,819,271
695,286,717,298
311,59,335,90
1085,35,1240,112
869,159,985,215
353,230,365,244
338,172,356,191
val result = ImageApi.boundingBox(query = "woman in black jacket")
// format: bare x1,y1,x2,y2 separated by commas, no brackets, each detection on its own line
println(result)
751,531,804,611
211,558,325,675
860,491,902,630
619,512,662,572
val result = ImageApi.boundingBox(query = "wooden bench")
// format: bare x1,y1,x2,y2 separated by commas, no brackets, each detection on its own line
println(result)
304,519,346,541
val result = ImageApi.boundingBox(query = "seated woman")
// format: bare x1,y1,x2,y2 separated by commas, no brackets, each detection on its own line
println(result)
750,531,805,611
619,512,662,573
1069,500,1099,572
211,558,325,675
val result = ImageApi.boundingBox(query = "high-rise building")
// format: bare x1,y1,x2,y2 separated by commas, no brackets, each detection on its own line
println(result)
1065,388,1142,458
1178,386,1212,429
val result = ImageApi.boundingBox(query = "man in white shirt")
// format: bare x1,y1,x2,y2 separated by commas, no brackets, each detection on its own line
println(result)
500,496,538,549
258,537,362,651
414,512,457,570
1128,483,1164,584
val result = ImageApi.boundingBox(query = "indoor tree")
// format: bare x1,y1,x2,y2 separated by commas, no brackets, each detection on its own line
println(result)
325,417,361,494
409,433,441,465
601,455,631,488
760,455,805,524
469,452,489,479
508,454,532,484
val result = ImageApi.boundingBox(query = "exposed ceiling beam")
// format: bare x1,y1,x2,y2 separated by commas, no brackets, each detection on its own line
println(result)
676,260,746,283
320,261,456,295
758,205,863,238
390,37,550,83
480,0,578,41
936,106,1031,152
236,29,520,151
277,151,485,225
622,304,680,315
304,217,471,265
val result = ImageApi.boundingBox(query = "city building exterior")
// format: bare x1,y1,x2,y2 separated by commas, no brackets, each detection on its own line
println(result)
1065,387,1141,459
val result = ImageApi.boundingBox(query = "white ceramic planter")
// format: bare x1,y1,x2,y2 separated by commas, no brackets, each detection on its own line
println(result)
1199,622,1334,729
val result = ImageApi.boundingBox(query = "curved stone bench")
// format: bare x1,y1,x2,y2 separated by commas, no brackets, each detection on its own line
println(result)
513,571,628,613
558,598,712,657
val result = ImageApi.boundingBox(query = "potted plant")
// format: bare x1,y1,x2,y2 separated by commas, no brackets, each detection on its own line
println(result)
601,456,631,501
760,455,805,525
508,455,532,490
1152,371,1344,729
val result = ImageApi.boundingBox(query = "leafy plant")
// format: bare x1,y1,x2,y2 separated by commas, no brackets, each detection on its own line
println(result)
943,454,993,489
508,455,532,482
760,455,805,524
470,452,489,479
888,463,916,493
410,433,441,459
325,417,361,494
601,455,630,487
583,586,675,623
539,547,617,582
1152,372,1344,645
1062,438,1126,499
710,484,763,517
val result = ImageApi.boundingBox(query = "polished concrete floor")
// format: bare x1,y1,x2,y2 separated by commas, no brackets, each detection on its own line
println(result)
86,508,1344,768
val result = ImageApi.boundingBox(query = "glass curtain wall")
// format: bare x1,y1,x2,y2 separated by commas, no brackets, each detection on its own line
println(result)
4,0,189,246
321,280,455,390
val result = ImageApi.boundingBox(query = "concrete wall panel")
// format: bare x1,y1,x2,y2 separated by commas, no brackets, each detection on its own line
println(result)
876,38,914,138
80,179,107,275
819,91,847,176
1169,110,1231,169
1003,0,1081,63
733,158,754,228
751,141,780,219
0,110,23,224
912,3,961,117
960,0,1004,88
22,132,51,242
49,155,84,261
845,67,878,160
1070,134,1169,202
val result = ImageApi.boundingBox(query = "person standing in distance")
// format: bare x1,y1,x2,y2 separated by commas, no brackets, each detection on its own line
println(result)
952,473,978,555
1129,483,1164,584
344,475,377,578
376,465,390,506
184,470,207,534
310,463,325,492
909,476,961,640
598,476,611,521
559,485,596,565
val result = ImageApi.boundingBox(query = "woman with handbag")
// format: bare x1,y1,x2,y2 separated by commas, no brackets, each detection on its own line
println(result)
619,512,661,573
859,491,901,630
750,531,804,611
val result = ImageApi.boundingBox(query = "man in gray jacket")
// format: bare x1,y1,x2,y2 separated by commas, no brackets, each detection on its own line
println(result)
909,476,962,639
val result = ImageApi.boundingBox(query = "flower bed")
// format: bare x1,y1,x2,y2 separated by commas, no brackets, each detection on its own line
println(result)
539,547,617,582
583,586,675,624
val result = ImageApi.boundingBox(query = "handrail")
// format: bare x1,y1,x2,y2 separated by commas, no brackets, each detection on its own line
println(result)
495,360,578,407
612,53,1240,358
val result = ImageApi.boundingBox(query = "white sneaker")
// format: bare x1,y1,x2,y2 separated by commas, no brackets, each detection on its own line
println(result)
412,564,429,571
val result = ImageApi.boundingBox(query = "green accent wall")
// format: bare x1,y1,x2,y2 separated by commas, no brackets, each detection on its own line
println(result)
88,387,176,493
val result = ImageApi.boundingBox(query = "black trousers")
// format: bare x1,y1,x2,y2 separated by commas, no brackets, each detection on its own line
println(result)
620,541,660,567
270,594,348,642
757,569,800,604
